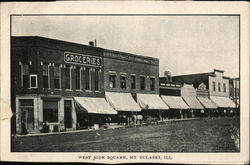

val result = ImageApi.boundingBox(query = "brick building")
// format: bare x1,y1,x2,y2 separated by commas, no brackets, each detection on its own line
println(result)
103,49,168,122
11,36,165,134
11,36,117,134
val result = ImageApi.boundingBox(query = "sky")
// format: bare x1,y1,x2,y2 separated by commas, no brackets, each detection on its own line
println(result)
12,15,239,77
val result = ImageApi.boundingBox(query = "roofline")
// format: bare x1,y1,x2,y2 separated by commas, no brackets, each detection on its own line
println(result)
11,35,103,50
213,69,224,73
104,48,158,61
12,35,158,61
172,72,212,77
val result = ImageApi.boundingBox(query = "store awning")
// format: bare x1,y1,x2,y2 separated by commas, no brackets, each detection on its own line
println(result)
210,96,236,108
161,96,189,109
137,93,169,110
74,97,117,115
182,96,204,109
105,92,141,112
197,97,217,109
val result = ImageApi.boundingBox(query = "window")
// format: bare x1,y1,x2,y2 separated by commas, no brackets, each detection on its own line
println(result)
54,65,60,89
43,100,58,123
22,64,29,88
65,66,71,89
140,76,145,90
75,67,81,90
213,82,216,91
223,83,226,92
120,75,127,89
218,82,221,92
64,100,72,128
42,63,49,88
30,75,37,88
85,68,91,90
109,74,116,88
94,69,100,91
150,78,155,91
131,75,136,89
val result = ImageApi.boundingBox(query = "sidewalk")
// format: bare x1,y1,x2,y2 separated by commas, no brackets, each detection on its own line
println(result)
15,117,200,137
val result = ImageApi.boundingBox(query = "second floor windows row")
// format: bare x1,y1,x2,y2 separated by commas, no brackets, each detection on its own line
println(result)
109,73,155,91
21,62,100,91
212,81,226,93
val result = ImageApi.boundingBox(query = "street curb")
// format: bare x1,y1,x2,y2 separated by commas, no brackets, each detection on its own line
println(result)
13,117,212,138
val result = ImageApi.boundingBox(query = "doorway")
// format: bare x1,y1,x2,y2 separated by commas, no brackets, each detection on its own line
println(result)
64,100,72,128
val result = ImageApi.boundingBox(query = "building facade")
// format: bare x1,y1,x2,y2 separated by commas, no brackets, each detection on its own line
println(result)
11,36,163,134
172,69,236,114
229,78,240,108
11,36,106,134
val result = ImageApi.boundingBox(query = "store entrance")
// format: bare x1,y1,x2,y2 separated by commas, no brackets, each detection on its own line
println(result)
20,99,34,134
64,100,72,128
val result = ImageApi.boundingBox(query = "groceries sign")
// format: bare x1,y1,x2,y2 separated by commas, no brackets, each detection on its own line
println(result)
64,52,102,67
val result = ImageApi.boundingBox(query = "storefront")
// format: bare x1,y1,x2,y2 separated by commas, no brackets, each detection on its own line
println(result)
210,96,236,116
161,96,190,119
181,84,204,118
137,93,169,121
105,92,141,125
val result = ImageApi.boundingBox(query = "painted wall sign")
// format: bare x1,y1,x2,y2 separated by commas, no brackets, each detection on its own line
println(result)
64,52,102,67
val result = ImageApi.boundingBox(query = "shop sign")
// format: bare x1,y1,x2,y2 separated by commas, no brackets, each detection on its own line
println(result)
64,52,102,67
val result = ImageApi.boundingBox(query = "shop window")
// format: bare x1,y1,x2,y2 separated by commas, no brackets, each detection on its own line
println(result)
120,75,127,89
43,100,58,123
30,75,37,88
54,64,60,89
218,82,221,92
213,82,216,92
42,63,49,88
85,68,91,90
223,83,226,92
75,67,81,90
94,69,100,91
131,75,136,89
150,77,155,91
140,76,145,90
22,64,29,88
65,65,71,89
109,74,116,88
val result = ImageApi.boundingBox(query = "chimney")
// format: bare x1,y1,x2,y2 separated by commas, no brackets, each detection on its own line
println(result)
89,41,95,46
164,71,172,82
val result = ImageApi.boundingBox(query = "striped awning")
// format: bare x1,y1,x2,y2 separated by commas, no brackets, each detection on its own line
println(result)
74,97,117,114
197,97,217,109
161,96,189,109
210,96,236,108
137,93,169,110
105,92,141,112
182,96,204,109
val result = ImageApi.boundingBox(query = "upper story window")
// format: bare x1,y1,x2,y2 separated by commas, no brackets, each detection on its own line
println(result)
109,74,116,88
94,68,100,91
150,77,155,91
218,82,221,92
213,82,216,92
22,64,29,88
223,83,226,92
75,67,81,90
140,76,145,90
85,67,91,90
65,65,71,89
54,64,60,89
131,75,136,89
42,63,49,88
120,75,127,89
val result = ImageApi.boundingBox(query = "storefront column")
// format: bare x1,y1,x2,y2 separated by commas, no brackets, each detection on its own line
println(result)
15,98,21,134
71,100,77,129
37,97,43,131
33,97,39,133
59,99,65,131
